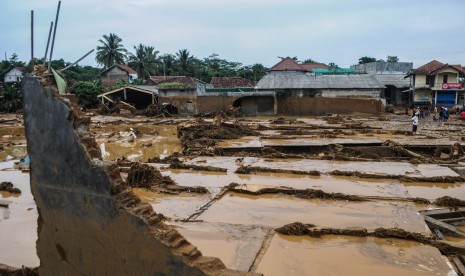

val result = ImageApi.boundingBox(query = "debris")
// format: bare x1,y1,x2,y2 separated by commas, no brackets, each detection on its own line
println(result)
235,165,320,176
275,222,314,235
434,196,465,208
0,181,21,194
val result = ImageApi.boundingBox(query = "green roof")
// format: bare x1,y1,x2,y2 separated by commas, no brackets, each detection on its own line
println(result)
206,87,255,93
313,68,356,75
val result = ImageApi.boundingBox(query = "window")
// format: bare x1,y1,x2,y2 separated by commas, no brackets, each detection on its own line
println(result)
443,75,448,84
426,75,434,86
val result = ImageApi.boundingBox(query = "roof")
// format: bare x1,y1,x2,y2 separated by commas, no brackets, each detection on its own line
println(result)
411,60,445,75
407,60,465,77
373,74,411,88
211,77,255,88
269,57,305,72
256,74,386,90
300,63,330,72
149,76,205,85
100,64,137,76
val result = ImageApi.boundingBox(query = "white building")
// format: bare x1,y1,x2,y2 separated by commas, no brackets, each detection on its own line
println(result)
4,67,25,83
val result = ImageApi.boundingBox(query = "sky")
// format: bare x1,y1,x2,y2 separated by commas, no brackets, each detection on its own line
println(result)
1,0,465,69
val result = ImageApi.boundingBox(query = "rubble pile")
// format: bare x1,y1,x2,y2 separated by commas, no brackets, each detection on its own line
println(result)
0,181,21,194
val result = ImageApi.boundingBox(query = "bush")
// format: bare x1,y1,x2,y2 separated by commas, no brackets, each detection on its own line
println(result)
70,81,104,109
0,84,23,113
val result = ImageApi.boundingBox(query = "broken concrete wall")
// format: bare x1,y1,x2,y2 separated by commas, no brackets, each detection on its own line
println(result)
21,77,247,275
158,94,197,114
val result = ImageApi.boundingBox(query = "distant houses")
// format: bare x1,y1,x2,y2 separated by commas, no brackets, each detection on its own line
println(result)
404,60,465,107
100,64,138,87
95,57,465,116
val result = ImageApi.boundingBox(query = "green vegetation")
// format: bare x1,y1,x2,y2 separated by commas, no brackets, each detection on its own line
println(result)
96,33,127,69
0,84,22,113
70,81,104,108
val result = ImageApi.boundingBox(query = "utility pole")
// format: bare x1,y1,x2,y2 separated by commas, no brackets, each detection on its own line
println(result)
31,10,34,67
44,21,53,64
48,1,61,71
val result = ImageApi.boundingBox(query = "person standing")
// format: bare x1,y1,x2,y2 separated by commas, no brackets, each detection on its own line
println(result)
412,114,419,134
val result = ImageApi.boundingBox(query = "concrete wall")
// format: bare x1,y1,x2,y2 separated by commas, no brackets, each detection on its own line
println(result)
197,95,237,113
414,89,433,102
277,95,382,115
21,77,251,275
101,67,129,87
321,89,381,98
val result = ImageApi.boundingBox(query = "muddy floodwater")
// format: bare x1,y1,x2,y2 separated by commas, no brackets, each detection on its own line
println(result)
1,113,465,274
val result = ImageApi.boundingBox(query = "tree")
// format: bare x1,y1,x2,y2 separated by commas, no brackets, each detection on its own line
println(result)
95,33,127,69
128,44,159,80
386,56,399,63
0,83,22,113
302,58,318,64
70,81,104,108
358,56,377,64
176,49,194,76
158,54,176,76
329,62,340,69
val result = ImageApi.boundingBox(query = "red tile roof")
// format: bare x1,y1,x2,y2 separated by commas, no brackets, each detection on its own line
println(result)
15,66,26,72
413,60,445,74
116,64,137,74
452,65,465,75
149,76,205,85
211,77,255,88
300,63,331,72
269,57,305,71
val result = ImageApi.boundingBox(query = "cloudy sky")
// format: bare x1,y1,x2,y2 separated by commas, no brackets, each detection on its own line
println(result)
2,0,465,69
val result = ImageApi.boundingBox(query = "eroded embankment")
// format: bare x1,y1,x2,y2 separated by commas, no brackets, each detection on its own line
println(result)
275,222,457,254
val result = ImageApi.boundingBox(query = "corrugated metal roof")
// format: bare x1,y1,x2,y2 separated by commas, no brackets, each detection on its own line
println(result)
373,75,410,88
256,74,385,89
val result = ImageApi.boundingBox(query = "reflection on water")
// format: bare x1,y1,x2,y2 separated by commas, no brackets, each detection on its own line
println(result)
256,234,454,275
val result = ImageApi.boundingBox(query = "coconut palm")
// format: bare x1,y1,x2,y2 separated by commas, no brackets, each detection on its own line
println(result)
175,49,193,75
127,44,159,80
95,33,127,68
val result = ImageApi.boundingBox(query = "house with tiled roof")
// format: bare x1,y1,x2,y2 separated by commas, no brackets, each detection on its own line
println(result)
405,60,465,106
100,64,138,87
269,57,331,74
4,67,25,83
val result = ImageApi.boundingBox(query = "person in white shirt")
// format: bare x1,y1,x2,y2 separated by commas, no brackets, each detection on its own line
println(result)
412,114,418,133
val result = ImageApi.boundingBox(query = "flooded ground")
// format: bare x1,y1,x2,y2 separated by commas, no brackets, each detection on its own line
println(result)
1,112,465,274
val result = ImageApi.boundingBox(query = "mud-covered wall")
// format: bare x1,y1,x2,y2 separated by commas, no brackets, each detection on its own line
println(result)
277,95,382,115
21,77,249,275
158,92,197,114
197,95,237,113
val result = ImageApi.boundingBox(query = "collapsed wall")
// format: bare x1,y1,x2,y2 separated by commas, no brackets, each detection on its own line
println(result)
22,77,252,275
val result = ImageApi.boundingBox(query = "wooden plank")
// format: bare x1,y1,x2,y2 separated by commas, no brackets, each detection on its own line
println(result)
424,215,465,238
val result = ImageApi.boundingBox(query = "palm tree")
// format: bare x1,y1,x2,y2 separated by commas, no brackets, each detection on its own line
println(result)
95,33,127,68
175,49,193,75
127,44,159,80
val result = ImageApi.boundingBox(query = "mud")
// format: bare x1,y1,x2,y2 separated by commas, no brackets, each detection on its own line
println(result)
235,165,320,176
0,182,21,194
433,196,465,208
0,263,38,275
231,184,366,202
275,222,315,235
169,161,227,172
126,162,209,195
329,170,465,183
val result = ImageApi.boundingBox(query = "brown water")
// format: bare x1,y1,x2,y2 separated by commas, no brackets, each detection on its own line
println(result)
171,221,269,272
184,156,459,178
404,181,465,201
93,124,182,161
197,192,430,234
0,161,39,268
133,188,211,220
256,234,454,275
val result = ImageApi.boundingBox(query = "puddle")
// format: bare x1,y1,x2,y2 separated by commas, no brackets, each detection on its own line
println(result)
133,188,211,219
92,124,182,161
185,156,459,178
404,182,465,201
0,161,39,268
171,221,269,271
256,234,455,275
198,192,430,234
